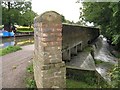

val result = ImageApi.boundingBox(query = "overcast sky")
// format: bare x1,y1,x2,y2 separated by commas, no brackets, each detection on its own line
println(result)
32,0,82,22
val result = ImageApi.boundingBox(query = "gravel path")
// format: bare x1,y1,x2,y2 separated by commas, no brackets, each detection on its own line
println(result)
1,44,34,88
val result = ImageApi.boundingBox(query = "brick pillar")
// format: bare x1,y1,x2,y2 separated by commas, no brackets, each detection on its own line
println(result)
34,11,66,88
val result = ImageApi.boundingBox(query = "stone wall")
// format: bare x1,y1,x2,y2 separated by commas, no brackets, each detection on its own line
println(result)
62,24,99,61
33,11,66,88
62,24,99,50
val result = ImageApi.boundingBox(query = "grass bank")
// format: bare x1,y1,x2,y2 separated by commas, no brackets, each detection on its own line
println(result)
0,46,22,56
66,79,96,88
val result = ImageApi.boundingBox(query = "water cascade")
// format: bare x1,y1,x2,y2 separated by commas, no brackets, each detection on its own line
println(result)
93,35,118,83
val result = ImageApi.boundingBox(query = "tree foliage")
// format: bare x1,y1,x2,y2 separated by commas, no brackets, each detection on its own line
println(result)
81,2,120,50
2,1,37,30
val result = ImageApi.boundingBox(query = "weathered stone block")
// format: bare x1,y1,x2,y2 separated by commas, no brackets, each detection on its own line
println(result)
41,41,62,47
55,62,65,68
41,37,62,42
53,76,66,88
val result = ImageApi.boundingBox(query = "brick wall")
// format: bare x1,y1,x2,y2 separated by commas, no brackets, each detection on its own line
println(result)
34,11,66,88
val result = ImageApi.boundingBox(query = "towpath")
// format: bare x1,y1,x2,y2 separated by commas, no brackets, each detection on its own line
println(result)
1,44,34,88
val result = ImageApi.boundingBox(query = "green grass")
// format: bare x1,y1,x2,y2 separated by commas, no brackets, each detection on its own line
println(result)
108,64,120,88
66,79,97,88
0,46,22,56
26,64,37,88
26,77,36,88
27,64,34,73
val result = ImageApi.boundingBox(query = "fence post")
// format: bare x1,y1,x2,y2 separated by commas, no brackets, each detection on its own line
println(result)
33,11,66,88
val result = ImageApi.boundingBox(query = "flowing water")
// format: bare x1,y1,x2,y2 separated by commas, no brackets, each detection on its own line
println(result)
0,36,34,49
93,35,118,83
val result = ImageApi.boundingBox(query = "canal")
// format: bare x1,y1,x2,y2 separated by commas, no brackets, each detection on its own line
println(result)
0,36,34,48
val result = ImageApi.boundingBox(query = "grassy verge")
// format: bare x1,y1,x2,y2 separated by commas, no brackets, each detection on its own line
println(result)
66,79,97,88
0,46,22,56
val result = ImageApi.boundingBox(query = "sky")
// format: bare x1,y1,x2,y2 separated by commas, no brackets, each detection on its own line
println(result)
32,0,82,22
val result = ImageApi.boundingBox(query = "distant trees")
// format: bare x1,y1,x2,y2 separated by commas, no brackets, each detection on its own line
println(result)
2,1,37,31
81,2,120,51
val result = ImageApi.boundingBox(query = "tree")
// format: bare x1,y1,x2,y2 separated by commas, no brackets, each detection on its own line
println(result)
61,15,66,23
22,10,37,28
81,2,120,51
2,1,37,31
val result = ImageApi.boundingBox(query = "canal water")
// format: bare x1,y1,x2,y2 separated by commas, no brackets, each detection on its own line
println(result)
0,36,34,49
